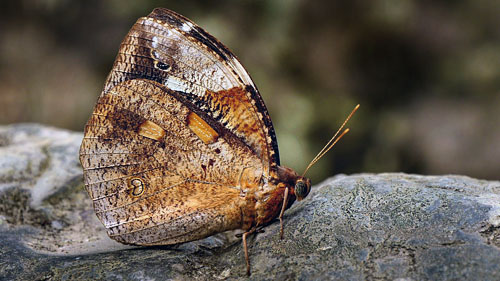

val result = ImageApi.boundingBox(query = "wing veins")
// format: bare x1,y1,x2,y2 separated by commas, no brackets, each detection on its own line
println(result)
96,180,186,215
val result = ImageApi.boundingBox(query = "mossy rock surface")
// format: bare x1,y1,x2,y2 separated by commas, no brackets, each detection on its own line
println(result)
1,124,499,280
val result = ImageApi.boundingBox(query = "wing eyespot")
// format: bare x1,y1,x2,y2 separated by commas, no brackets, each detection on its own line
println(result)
128,177,146,197
154,61,171,71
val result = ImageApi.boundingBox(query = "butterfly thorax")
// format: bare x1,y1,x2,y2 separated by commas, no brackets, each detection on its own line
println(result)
252,166,311,228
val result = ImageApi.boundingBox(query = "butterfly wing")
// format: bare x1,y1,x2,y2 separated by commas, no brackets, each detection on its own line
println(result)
80,8,279,245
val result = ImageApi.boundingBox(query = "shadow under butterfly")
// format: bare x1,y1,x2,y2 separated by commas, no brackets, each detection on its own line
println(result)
79,7,358,275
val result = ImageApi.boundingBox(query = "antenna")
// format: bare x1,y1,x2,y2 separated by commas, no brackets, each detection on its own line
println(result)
302,104,360,177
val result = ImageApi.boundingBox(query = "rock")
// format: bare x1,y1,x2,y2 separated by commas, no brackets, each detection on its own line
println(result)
1,123,499,280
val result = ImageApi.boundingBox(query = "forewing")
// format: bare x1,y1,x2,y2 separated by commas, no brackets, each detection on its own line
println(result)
80,79,262,244
104,8,280,176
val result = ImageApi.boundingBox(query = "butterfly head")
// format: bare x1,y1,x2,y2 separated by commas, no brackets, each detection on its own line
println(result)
293,177,311,201
276,166,311,202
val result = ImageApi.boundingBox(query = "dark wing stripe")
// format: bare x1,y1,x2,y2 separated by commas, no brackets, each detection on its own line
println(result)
245,85,280,165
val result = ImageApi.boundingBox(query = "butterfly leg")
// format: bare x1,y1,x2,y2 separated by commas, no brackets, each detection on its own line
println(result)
242,227,258,276
279,186,290,240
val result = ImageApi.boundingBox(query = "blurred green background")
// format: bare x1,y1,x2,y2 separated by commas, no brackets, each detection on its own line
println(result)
1,0,499,182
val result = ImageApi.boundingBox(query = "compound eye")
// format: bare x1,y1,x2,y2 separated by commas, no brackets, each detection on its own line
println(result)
295,180,310,199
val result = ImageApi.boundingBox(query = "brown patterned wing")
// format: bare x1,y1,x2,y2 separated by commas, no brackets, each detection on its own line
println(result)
104,8,280,177
80,79,264,244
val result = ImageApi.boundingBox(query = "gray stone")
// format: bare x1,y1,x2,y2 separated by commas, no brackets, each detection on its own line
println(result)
0,123,499,280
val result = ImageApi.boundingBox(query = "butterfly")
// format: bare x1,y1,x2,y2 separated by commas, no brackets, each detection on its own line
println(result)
79,8,357,275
